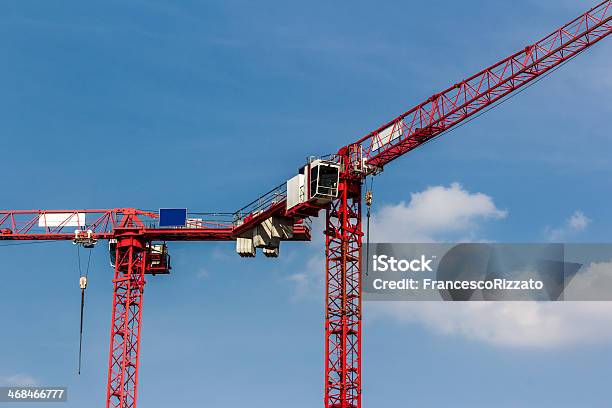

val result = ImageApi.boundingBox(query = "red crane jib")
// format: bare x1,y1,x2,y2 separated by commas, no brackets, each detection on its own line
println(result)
207,1,612,236
0,208,311,242
354,0,612,171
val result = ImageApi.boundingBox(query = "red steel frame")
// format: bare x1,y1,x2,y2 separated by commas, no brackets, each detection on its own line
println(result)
323,3,611,407
325,178,362,408
355,0,612,170
106,233,147,408
0,208,309,408
0,209,234,241
0,3,610,408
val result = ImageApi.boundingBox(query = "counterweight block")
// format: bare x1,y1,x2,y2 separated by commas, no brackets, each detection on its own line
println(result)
235,216,293,257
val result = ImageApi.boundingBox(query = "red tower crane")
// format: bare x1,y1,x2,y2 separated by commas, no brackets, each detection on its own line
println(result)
1,2,610,407
0,209,310,408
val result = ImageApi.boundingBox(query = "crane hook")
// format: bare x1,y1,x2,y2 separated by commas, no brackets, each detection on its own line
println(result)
76,246,93,375
365,179,374,276
78,276,87,375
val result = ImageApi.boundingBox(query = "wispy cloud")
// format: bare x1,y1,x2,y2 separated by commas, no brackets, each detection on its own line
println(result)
285,218,326,302
196,267,209,279
0,374,38,387
368,301,612,349
545,210,591,241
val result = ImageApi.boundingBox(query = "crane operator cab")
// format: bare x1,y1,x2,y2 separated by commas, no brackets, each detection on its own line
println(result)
309,160,340,201
286,158,340,211
108,239,171,275
236,158,340,258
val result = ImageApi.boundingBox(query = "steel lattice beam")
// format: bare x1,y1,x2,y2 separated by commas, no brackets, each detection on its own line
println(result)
354,0,612,171
325,179,362,408
106,235,147,408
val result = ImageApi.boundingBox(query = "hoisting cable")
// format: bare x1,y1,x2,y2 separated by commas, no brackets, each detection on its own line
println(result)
77,245,93,375
360,45,590,276
365,176,374,276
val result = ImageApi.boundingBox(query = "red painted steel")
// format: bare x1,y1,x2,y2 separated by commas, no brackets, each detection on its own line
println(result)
0,207,310,408
0,3,610,408
325,177,362,408
217,0,612,233
322,3,611,407
0,209,308,241
106,234,147,408
351,0,612,171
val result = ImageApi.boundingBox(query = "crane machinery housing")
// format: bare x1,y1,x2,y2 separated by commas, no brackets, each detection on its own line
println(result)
1,2,611,407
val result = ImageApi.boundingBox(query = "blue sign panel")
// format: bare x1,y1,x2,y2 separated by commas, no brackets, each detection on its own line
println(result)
159,208,187,227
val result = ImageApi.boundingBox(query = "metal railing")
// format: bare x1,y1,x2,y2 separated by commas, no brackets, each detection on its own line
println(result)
231,183,287,226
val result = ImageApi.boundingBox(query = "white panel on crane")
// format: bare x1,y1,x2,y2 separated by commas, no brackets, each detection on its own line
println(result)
186,218,203,228
38,212,85,227
371,120,404,151
286,174,306,210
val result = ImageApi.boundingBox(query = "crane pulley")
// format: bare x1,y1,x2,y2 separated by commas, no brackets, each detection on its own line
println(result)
74,229,97,248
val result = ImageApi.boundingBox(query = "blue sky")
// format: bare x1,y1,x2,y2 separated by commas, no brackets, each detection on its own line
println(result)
1,0,611,406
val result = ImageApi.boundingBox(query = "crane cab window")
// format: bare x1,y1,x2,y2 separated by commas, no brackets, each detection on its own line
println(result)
310,162,339,200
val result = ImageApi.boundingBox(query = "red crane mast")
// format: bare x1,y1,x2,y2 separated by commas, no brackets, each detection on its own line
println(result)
1,2,610,407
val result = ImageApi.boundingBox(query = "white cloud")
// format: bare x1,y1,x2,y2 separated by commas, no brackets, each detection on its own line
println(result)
367,301,612,348
286,183,506,298
285,254,325,301
368,260,612,348
370,182,507,242
545,210,591,241
569,211,589,230
285,183,612,349
286,217,326,302
0,374,38,387
564,260,612,301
